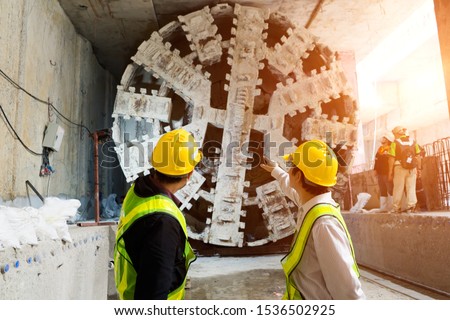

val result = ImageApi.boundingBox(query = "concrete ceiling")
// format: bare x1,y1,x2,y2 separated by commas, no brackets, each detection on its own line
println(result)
58,0,429,82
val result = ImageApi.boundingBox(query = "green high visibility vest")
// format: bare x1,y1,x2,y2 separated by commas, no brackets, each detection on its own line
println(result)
281,203,360,300
114,184,196,300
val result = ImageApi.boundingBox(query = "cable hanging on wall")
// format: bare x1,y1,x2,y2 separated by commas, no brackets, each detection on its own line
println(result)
0,68,92,135
1,104,57,175
0,67,94,179
0,104,42,156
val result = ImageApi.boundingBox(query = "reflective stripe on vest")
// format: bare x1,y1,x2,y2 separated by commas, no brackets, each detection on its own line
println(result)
281,203,360,300
114,184,196,300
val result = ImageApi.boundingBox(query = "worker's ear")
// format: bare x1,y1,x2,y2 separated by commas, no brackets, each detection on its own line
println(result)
187,171,193,180
291,167,302,183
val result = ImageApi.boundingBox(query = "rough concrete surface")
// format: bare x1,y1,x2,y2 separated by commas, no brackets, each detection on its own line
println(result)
344,211,450,295
0,0,123,204
0,226,110,299
184,255,447,300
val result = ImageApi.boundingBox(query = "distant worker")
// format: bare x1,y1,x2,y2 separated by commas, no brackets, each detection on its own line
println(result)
261,140,365,300
388,126,421,213
415,145,427,211
373,133,394,212
114,128,202,299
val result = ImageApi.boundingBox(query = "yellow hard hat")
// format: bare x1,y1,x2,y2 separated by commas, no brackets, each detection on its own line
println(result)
151,128,202,176
392,126,406,135
282,140,338,187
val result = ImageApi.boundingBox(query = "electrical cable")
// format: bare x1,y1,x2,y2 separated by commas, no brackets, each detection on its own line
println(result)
49,101,92,135
46,174,51,197
0,104,42,156
0,68,92,135
39,146,55,176
0,69,48,104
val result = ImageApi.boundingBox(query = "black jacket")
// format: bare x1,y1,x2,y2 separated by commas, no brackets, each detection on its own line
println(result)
374,145,391,176
123,175,187,299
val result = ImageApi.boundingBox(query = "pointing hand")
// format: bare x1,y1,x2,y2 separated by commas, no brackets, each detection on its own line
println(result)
260,156,278,173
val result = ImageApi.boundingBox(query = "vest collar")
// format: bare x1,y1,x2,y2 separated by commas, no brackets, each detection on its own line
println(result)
135,175,181,206
300,192,336,214
297,192,337,229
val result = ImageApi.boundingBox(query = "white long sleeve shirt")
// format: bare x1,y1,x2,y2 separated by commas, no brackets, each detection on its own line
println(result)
272,167,366,300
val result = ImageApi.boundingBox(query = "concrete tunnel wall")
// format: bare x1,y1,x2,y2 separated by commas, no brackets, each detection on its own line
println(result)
0,0,124,206
343,212,450,295
0,226,111,299
0,0,127,300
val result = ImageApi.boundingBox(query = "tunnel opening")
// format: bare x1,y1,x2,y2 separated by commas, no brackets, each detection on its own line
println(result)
258,59,282,94
282,108,314,145
302,46,329,76
254,59,283,115
211,4,234,42
205,53,231,110
167,90,192,129
239,130,274,243
243,129,274,197
242,204,269,242
128,67,165,94
183,124,225,235
320,94,356,122
197,123,224,191
160,23,193,58
185,196,211,234
253,91,270,115
265,12,293,49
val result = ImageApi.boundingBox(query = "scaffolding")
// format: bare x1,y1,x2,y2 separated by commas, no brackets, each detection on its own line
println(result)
423,137,450,211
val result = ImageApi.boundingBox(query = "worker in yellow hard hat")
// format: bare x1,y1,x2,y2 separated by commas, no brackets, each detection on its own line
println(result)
374,133,394,212
261,139,365,300
388,125,421,213
114,128,202,300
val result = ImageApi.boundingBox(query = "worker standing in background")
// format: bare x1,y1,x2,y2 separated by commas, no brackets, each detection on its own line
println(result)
261,140,365,300
114,128,202,299
388,126,421,213
373,133,394,212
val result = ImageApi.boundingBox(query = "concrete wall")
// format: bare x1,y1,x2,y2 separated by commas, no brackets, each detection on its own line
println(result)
357,1,449,169
0,0,125,207
0,226,111,299
344,212,450,294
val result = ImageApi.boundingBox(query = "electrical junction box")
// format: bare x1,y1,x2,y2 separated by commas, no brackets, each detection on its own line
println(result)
42,123,64,152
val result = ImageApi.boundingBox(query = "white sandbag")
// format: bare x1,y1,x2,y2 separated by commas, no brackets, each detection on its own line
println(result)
30,208,59,241
350,192,372,213
3,206,39,246
40,197,81,218
0,207,22,249
38,197,81,242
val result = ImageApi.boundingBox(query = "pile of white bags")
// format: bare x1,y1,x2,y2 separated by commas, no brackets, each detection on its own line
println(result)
0,197,80,250
349,192,372,213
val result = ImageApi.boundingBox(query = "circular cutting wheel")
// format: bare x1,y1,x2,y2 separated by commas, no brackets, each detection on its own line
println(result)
112,3,358,248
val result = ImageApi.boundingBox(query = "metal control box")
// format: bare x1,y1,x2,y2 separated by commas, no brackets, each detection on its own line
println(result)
42,123,64,151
